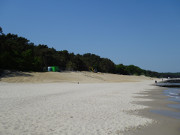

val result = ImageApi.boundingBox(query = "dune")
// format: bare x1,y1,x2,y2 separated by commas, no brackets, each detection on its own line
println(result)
0,71,154,83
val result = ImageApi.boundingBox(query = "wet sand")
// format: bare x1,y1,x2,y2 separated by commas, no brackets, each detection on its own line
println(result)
125,87,180,135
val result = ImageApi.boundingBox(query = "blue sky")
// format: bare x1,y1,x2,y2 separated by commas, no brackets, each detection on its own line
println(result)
1,0,180,72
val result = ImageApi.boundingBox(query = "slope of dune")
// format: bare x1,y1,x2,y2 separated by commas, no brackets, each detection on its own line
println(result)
0,71,155,83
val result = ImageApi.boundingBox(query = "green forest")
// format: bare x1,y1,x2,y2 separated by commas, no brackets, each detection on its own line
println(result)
0,27,180,78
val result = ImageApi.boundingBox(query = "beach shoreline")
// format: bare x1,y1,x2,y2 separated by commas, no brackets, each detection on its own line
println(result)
125,86,180,135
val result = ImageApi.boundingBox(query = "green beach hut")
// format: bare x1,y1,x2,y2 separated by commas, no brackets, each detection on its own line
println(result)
48,66,59,72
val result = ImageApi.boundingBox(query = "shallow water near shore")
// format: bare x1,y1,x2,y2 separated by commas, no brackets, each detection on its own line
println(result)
164,88,180,103
151,88,180,119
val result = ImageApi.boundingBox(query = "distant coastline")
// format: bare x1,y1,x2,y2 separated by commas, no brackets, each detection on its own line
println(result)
156,79,180,87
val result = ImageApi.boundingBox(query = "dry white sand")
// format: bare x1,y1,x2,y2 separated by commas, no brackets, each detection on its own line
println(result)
0,81,157,135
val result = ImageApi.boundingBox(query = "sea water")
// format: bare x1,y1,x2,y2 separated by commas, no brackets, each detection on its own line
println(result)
151,88,180,119
164,88,180,103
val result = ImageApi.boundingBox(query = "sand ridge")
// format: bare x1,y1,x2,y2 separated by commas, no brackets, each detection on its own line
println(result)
0,71,154,83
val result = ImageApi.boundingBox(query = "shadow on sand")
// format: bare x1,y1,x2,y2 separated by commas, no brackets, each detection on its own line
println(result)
0,70,33,79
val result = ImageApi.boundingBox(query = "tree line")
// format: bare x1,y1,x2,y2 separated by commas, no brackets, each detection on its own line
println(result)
0,27,180,78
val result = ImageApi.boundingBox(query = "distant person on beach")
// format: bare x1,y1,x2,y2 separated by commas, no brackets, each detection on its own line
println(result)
155,80,157,83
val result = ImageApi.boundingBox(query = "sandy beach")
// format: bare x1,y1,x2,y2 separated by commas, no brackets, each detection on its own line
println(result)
0,71,172,135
